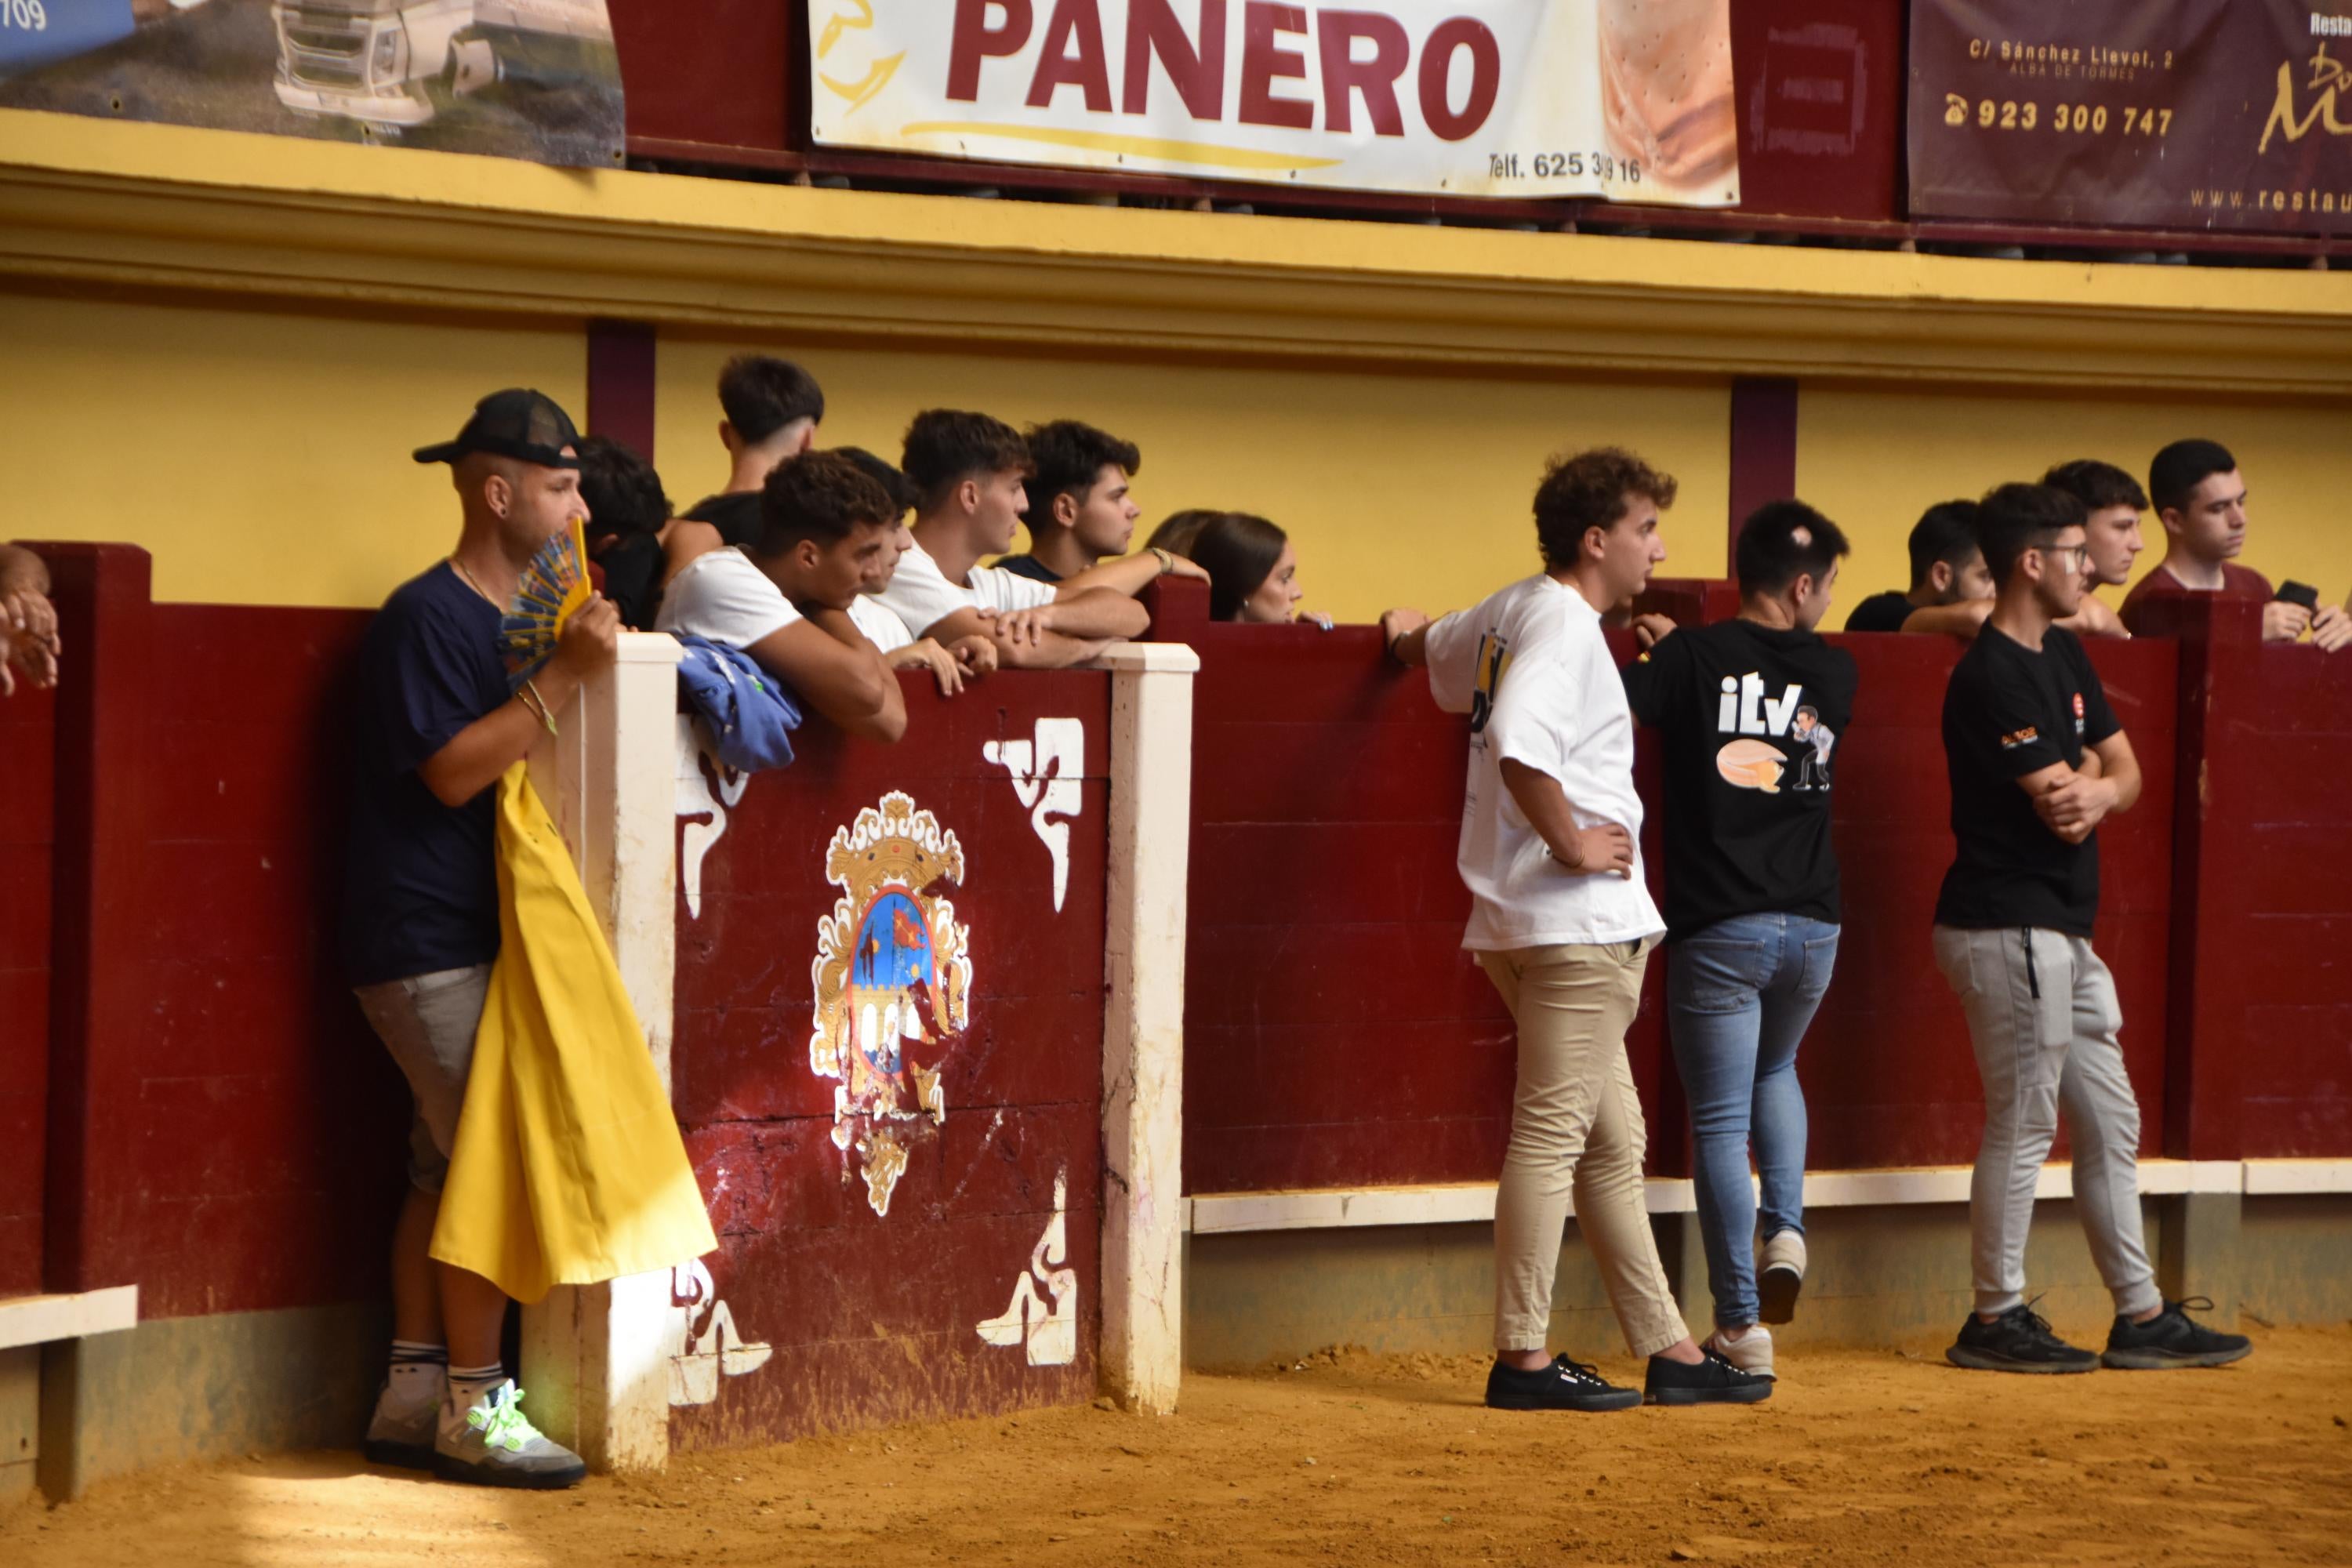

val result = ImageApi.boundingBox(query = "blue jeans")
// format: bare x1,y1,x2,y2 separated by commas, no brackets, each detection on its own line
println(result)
1666,913,1840,1329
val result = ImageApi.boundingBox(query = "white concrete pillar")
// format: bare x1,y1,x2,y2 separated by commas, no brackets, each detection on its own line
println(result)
521,631,684,1472
1094,643,1198,1414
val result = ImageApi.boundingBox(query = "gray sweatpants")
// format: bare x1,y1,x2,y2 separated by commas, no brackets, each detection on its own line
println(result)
1931,926,2161,1320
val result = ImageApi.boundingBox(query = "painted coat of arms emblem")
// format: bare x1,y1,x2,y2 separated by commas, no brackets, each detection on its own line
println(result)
810,792,973,1217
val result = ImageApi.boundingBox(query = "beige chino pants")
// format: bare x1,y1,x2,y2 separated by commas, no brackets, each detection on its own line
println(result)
1479,938,1686,1359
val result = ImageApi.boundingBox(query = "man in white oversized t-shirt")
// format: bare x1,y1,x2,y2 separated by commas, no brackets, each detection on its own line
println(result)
1385,446,1772,1414
877,409,1206,667
656,450,909,742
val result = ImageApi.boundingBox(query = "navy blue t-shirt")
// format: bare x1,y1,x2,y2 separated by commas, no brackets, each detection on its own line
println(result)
343,563,510,987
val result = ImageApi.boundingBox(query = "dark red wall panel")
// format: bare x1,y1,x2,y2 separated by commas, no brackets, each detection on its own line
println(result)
2143,596,2352,1160
34,545,407,1318
1729,0,1906,223
612,0,800,159
0,673,54,1296
670,671,1112,1449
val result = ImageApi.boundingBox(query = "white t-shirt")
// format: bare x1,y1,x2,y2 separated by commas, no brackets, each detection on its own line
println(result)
850,593,912,653
656,548,910,655
1425,573,1663,953
655,546,798,646
873,537,1054,639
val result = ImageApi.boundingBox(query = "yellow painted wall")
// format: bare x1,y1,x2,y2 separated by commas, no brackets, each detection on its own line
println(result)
1799,386,2352,617
653,336,1731,627
0,290,585,608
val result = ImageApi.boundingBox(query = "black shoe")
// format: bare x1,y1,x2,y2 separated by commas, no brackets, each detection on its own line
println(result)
1947,1302,2099,1374
1485,1354,1642,1412
1643,1348,1773,1406
2101,1298,2253,1370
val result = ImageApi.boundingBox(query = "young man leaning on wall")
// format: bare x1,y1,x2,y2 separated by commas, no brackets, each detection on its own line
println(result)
877,408,1205,669
347,390,617,1488
2121,438,2351,648
994,419,1145,584
656,449,912,742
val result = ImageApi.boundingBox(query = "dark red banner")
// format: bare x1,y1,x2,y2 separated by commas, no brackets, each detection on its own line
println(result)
1908,0,2352,232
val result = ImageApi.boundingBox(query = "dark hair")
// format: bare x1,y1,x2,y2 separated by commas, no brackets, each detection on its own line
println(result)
1144,509,1221,557
2148,438,2238,514
1532,448,1678,569
1734,499,1849,597
756,449,895,554
2042,459,2148,514
718,355,826,446
1022,420,1140,530
833,445,917,514
1905,499,1983,589
1976,482,2087,589
901,409,1032,510
1189,512,1289,621
574,434,670,543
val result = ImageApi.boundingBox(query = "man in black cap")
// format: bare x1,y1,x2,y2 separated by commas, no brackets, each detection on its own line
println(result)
346,390,617,1489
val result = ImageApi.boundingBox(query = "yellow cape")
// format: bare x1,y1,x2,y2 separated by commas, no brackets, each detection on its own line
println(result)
431,763,717,1303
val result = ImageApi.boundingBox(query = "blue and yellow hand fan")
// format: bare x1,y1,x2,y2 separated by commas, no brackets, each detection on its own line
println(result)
499,519,592,684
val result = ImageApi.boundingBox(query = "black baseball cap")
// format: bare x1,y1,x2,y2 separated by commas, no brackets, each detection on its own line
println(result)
412,388,583,469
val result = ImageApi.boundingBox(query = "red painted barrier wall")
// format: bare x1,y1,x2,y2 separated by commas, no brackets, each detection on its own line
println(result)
670,672,1112,1448
34,544,406,1318
0,673,54,1296
2146,596,2352,1161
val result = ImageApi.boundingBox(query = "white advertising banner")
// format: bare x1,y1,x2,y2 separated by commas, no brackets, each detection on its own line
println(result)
806,0,1740,205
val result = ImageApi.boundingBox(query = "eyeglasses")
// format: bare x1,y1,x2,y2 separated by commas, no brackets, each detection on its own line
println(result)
2036,543,2092,567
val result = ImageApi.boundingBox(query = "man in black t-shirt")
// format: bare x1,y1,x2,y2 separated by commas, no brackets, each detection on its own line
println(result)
993,420,1144,583
1624,502,1857,1381
1933,483,2249,1376
678,355,826,548
347,390,619,1487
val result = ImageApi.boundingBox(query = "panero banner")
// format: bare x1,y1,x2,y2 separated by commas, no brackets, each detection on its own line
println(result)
805,0,1740,205
1910,1,2352,233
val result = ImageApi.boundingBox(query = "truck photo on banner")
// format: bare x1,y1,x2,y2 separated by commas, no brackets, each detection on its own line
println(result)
806,0,1741,205
0,0,622,167
1909,0,2352,233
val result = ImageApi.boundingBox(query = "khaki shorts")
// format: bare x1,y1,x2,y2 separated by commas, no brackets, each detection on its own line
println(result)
356,964,491,1194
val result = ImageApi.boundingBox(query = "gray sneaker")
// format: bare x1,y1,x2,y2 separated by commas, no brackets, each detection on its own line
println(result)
433,1381,588,1490
361,1378,441,1471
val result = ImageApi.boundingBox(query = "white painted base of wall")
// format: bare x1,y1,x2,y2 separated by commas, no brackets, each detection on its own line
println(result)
1186,1159,2326,1236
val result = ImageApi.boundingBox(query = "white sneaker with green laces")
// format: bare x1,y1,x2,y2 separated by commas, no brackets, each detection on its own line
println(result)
433,1381,588,1490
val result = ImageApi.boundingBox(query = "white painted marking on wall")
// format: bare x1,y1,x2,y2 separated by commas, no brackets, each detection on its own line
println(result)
675,716,750,920
666,1259,774,1407
982,717,1084,913
976,1169,1078,1367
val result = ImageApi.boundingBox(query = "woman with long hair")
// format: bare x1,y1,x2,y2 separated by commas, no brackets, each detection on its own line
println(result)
1189,512,1306,623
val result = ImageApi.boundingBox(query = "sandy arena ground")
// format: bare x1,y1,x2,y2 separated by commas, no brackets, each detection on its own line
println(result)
9,1324,2350,1567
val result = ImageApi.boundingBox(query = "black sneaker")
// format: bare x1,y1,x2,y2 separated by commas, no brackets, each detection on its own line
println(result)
1947,1302,2099,1374
1484,1355,1642,1412
1643,1348,1773,1406
2101,1298,2253,1370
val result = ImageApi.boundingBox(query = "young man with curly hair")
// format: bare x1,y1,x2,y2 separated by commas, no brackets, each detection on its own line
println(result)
1385,447,1772,1413
656,449,908,742
995,420,1145,584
